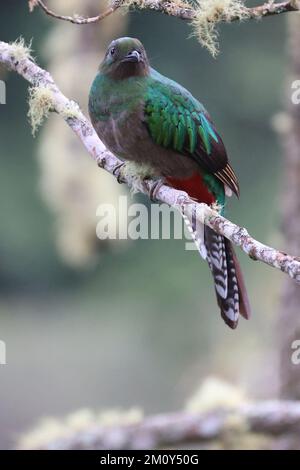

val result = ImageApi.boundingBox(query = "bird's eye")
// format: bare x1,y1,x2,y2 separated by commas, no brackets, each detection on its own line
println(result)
110,47,116,56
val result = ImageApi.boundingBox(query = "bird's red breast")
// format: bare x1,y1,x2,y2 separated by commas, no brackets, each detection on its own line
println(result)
166,172,215,205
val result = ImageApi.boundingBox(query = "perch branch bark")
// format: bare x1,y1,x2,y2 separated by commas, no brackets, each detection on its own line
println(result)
31,401,300,450
1,40,300,283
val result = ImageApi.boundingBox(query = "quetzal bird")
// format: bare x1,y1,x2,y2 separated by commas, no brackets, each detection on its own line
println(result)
89,37,251,329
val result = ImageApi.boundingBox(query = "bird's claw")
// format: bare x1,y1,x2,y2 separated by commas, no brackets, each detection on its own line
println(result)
148,178,165,202
112,162,126,184
97,157,106,169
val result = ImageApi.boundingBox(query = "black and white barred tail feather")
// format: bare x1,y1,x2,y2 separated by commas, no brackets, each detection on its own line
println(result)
181,210,250,328
204,226,251,329
182,205,207,260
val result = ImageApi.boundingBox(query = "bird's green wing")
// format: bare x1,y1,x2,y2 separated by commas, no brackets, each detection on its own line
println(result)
144,70,239,196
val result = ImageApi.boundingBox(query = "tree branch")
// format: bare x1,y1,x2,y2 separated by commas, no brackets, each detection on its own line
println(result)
30,0,299,25
31,0,117,25
28,401,300,449
1,39,300,283
29,0,300,56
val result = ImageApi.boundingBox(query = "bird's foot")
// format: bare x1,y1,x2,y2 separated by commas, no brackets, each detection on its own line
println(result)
112,162,164,200
112,162,126,184
145,178,165,202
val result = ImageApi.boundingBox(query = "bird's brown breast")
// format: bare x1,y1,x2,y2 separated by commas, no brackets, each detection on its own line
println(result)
91,107,199,179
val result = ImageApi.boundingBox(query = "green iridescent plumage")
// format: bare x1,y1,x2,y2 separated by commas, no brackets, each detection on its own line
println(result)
144,70,219,157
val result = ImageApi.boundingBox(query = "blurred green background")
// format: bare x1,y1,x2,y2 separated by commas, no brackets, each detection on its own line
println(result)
0,0,286,449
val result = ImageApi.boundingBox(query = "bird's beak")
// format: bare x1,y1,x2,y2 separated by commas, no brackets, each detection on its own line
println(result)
122,50,141,63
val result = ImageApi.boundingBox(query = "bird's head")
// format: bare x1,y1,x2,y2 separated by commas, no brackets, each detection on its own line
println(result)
100,37,150,80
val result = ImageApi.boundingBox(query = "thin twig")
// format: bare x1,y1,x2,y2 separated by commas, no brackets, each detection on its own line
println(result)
0,39,300,283
35,0,117,24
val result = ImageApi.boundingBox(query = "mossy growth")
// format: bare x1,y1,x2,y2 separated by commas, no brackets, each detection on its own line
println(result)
191,0,249,56
9,37,34,63
28,86,56,136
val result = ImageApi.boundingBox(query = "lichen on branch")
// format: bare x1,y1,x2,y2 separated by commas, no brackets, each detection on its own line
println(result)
28,86,56,135
191,0,249,56
0,37,33,63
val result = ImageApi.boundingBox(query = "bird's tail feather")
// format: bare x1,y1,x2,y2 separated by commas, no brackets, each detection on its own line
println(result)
204,226,251,329
182,205,207,260
182,212,250,328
